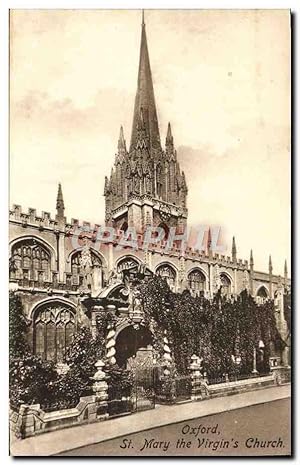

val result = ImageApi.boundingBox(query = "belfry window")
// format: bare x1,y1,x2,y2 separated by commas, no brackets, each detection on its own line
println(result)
34,304,76,363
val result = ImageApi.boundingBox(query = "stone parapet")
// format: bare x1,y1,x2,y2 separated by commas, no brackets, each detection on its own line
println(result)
10,395,106,439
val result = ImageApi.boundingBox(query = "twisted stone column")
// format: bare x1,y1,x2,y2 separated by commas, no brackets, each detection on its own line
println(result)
163,330,172,375
106,322,116,365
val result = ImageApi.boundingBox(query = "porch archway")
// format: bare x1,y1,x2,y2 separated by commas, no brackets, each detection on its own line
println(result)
115,325,153,369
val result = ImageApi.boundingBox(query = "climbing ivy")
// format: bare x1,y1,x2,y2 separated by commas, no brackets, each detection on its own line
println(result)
138,276,282,378
9,291,30,359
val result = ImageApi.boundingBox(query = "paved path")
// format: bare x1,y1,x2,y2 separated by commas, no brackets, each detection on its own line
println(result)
10,384,291,456
59,398,291,456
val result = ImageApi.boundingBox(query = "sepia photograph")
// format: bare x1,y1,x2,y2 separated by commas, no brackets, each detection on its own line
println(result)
8,8,291,457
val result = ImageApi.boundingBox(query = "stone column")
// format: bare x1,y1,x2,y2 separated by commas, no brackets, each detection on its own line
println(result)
252,347,258,374
189,354,203,400
163,330,172,372
158,331,176,404
90,360,109,420
106,320,117,365
58,232,65,282
276,279,290,367
91,305,104,339
209,264,214,298
233,268,237,295
282,346,290,367
108,243,114,274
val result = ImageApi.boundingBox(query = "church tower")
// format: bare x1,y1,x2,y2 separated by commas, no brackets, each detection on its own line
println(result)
104,12,188,234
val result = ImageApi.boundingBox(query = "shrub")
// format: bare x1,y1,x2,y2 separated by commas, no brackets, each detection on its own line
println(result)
9,355,57,411
106,365,134,400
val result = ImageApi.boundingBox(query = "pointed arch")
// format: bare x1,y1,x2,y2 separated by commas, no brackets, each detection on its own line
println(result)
9,235,56,270
220,272,233,296
256,285,269,304
187,267,207,296
30,298,77,362
256,285,269,298
9,236,55,281
115,254,142,272
155,262,177,291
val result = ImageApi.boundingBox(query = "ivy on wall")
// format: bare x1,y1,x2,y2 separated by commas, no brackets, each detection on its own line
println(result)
284,290,291,334
138,276,283,378
9,291,30,359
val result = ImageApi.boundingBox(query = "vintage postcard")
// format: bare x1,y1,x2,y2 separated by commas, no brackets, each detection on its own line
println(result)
9,9,291,457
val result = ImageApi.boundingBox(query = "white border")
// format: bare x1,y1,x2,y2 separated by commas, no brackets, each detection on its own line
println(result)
1,1,298,463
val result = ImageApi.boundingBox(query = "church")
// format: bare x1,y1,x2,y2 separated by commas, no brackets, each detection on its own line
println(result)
9,14,290,368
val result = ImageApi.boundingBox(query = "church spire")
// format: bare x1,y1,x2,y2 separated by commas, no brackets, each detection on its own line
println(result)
142,9,145,27
130,10,161,153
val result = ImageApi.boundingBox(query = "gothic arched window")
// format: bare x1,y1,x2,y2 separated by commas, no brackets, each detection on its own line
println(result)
117,257,139,273
220,274,231,296
156,264,176,291
10,239,51,281
33,304,76,363
188,269,206,296
256,286,268,304
71,249,103,287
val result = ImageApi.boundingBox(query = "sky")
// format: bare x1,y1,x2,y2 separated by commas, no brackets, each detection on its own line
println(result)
10,9,291,275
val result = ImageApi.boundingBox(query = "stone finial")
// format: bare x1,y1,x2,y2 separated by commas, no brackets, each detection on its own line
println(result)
232,236,237,262
269,255,273,274
118,125,126,152
284,259,288,286
56,183,65,217
166,122,173,145
207,227,212,257
250,249,254,267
